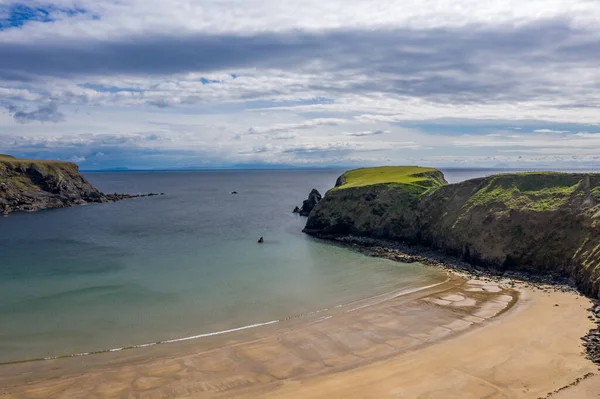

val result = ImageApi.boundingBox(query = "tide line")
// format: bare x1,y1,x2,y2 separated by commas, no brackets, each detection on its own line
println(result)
38,319,280,362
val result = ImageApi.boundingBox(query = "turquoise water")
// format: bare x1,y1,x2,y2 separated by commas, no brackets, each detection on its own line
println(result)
0,170,446,363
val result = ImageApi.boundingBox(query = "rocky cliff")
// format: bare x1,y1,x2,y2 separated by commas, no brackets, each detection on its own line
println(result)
304,166,600,298
0,155,151,215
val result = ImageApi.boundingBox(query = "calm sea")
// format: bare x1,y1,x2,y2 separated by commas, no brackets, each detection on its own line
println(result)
0,167,593,363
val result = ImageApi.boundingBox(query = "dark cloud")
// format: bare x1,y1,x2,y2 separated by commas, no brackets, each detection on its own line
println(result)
0,19,597,106
3,102,65,123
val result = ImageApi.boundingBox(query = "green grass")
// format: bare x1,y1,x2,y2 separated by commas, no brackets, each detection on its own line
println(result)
0,155,79,182
333,166,446,191
1,155,76,169
0,154,70,165
463,172,588,212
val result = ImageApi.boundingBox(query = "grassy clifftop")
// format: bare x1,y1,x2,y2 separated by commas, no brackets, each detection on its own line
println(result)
0,154,80,178
461,172,596,213
333,166,446,191
305,166,600,298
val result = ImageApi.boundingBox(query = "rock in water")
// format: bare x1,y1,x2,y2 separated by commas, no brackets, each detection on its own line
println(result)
295,188,322,216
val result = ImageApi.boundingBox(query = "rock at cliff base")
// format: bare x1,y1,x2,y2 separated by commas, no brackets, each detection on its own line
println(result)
295,188,322,216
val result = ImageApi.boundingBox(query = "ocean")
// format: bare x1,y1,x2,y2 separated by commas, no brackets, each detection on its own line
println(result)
0,167,592,363
0,169,436,363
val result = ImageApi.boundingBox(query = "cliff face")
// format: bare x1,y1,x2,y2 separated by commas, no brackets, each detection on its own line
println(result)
1,155,105,214
304,167,600,298
304,166,447,239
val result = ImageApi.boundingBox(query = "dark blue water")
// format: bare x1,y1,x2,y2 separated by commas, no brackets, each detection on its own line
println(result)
0,170,447,363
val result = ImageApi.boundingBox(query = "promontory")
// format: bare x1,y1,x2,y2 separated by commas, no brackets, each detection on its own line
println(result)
303,166,600,298
0,154,158,215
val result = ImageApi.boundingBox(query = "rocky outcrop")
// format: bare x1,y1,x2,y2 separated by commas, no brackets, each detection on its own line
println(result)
294,188,322,216
0,155,159,215
304,167,600,298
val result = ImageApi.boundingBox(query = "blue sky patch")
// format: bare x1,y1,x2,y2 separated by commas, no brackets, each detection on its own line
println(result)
0,3,87,30
200,77,221,85
82,83,143,93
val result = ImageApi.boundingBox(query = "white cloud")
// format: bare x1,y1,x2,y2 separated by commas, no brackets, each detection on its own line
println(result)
2,1,600,168
533,129,570,134
3,0,600,42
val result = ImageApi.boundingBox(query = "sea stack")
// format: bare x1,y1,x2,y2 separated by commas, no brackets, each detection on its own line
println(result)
294,188,322,216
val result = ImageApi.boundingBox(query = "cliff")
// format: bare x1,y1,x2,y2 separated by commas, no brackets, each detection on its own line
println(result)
0,155,148,215
304,166,600,298
304,166,447,238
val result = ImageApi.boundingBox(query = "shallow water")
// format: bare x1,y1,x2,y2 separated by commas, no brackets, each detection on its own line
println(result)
0,169,447,363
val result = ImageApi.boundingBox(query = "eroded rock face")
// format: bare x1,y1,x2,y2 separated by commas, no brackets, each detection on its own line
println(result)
294,188,322,216
304,169,600,298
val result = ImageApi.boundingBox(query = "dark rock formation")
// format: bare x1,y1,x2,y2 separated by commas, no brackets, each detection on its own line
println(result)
295,188,322,216
0,155,161,215
304,167,600,298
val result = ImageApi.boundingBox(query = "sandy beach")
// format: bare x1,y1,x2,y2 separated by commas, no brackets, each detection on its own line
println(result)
0,274,597,399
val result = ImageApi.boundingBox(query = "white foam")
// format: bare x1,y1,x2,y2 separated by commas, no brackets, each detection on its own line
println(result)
160,320,280,344
29,319,280,363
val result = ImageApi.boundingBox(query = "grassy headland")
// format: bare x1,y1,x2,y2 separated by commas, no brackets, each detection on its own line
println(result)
305,166,600,299
0,154,153,215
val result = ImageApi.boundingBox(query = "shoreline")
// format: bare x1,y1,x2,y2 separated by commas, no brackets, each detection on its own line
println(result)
310,234,578,288
0,274,449,367
2,236,600,398
307,233,600,365
0,275,516,396
1,271,596,398
259,283,597,399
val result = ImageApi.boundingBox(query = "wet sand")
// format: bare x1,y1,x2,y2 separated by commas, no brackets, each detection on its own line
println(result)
0,276,596,399
553,374,600,398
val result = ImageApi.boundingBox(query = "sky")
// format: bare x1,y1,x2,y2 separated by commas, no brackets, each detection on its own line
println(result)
1,1,600,170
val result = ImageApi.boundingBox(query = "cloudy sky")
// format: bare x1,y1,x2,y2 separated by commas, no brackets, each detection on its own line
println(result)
1,1,600,170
